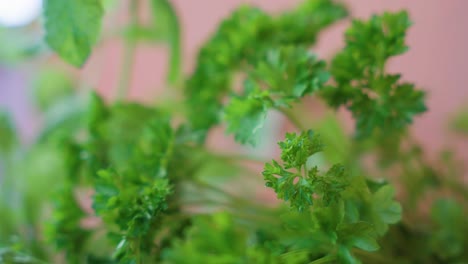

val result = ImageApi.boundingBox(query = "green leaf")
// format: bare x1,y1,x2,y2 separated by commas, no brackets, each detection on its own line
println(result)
279,130,324,169
250,46,329,102
338,222,379,252
224,85,273,145
150,0,181,83
44,0,104,67
325,11,426,137
263,131,347,212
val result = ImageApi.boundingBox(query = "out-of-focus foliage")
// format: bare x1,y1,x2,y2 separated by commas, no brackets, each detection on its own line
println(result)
43,0,104,67
0,0,466,263
33,68,75,111
0,112,17,154
0,28,41,64
224,47,329,145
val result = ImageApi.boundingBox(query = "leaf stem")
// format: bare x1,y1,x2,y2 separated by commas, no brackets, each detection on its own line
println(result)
116,0,139,100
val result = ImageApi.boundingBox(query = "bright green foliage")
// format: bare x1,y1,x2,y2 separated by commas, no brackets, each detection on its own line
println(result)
261,129,403,262
263,130,348,211
278,130,324,169
248,47,329,102
94,170,172,262
37,92,180,263
185,0,347,139
0,111,16,155
2,1,467,264
224,47,329,145
44,0,104,67
324,11,426,137
368,185,402,235
85,99,177,263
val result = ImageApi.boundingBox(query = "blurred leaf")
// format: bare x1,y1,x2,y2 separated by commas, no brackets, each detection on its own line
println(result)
33,68,75,111
162,212,251,264
44,0,104,67
324,11,426,137
151,0,182,84
224,46,329,146
0,28,41,64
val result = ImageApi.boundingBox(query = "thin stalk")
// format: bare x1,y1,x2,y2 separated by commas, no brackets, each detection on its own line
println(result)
116,0,139,100
279,107,308,131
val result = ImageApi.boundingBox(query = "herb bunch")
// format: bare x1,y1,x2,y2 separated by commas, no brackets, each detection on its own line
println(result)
0,0,467,263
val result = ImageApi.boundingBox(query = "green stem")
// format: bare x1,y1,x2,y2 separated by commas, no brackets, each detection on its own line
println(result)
279,107,308,131
116,0,139,100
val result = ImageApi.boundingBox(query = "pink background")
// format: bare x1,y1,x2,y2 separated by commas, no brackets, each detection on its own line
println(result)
1,0,468,160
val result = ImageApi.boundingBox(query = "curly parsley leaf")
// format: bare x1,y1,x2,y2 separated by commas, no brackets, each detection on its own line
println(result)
92,114,175,232
44,0,104,67
185,1,347,140
224,86,273,145
224,47,329,145
263,130,348,211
